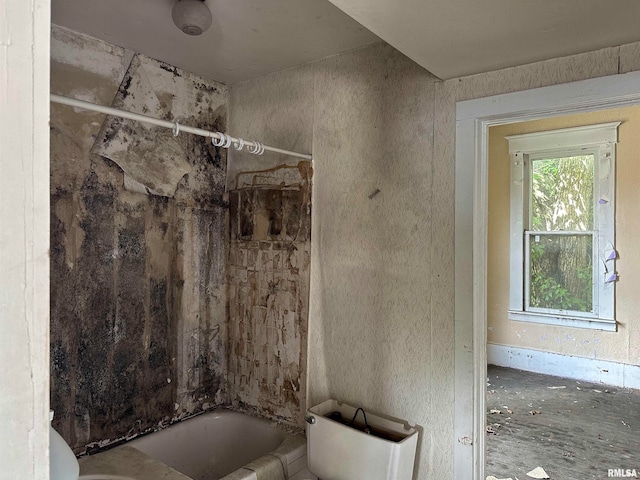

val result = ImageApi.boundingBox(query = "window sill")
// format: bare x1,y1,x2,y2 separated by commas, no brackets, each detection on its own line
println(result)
508,310,617,331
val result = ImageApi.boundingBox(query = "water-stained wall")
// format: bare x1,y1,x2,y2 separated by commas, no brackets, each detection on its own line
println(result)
49,26,229,452
227,163,312,425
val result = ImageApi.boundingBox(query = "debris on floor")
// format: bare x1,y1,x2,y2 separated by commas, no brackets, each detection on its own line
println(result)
490,408,502,414
487,476,514,480
487,365,640,480
547,386,566,389
526,466,550,478
486,424,499,435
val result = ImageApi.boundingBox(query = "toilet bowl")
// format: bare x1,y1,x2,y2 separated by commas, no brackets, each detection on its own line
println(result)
50,410,80,480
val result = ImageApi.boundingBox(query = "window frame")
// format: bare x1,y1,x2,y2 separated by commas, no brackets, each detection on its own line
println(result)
507,122,620,331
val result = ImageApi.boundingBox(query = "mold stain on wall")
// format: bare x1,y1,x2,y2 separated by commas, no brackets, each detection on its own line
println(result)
49,25,229,452
227,162,312,426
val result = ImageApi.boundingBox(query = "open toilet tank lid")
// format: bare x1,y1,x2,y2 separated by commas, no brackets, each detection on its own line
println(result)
308,399,417,442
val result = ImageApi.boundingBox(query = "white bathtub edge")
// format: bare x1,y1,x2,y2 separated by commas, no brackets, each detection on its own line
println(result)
218,430,307,480
218,467,257,480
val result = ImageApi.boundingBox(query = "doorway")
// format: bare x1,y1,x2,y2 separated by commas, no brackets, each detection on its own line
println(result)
454,70,640,480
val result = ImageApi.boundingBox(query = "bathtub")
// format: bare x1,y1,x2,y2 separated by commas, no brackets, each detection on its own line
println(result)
126,410,307,480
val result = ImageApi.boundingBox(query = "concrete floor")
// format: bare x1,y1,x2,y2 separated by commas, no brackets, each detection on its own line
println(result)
486,365,640,479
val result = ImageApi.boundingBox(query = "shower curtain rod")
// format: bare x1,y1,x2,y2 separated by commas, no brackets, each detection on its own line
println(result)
50,94,313,161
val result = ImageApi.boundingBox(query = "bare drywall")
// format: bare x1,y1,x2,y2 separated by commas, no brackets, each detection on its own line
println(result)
50,25,229,452
227,162,312,425
487,107,640,366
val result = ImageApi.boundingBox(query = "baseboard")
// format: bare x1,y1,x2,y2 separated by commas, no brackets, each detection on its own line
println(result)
487,344,640,390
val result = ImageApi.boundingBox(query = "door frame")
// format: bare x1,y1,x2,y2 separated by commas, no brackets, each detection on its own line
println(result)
453,69,640,480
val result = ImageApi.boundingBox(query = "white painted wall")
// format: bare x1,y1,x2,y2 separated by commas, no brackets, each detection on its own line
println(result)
0,0,51,478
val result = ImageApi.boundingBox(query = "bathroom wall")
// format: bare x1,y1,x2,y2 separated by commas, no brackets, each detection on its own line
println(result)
228,64,315,426
47,19,640,476
229,42,439,475
487,107,640,366
0,2,50,478
226,163,312,425
49,25,229,452
229,40,640,479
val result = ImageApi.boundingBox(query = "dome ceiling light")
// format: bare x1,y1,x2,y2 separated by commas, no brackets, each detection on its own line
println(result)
172,0,212,36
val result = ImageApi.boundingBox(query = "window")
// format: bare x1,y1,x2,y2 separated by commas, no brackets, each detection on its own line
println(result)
507,123,619,331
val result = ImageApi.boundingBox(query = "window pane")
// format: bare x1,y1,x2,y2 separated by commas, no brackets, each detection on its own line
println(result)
531,155,594,231
529,233,593,312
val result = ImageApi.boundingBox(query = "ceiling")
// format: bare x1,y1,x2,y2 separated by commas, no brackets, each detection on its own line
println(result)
53,0,640,84
51,0,380,85
326,0,640,80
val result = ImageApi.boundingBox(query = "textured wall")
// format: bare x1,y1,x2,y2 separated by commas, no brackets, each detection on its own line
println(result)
227,163,312,425
50,26,229,452
230,43,438,476
227,64,314,190
310,44,437,479
230,40,640,479
487,107,640,365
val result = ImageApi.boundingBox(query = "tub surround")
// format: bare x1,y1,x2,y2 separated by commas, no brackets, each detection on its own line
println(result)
50,25,229,452
49,23,313,457
227,163,312,426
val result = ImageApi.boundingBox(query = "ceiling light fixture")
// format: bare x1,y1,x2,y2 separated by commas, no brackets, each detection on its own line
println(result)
172,0,212,36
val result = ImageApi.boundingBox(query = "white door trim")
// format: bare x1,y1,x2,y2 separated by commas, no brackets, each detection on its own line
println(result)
454,69,640,480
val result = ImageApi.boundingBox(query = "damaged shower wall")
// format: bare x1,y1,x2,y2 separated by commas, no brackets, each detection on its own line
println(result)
227,163,312,425
50,25,228,452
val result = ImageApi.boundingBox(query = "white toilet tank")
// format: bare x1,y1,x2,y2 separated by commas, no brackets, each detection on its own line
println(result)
306,400,418,480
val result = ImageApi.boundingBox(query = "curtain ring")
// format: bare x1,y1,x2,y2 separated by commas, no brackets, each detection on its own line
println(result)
212,133,225,147
257,142,265,155
223,134,233,148
249,141,260,154
172,122,180,137
234,138,245,151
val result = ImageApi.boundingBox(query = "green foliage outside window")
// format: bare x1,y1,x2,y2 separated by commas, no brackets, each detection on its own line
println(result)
529,155,594,313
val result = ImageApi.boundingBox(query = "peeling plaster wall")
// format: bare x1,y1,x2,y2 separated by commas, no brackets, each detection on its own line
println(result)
50,25,229,452
487,106,640,366
227,163,312,425
230,41,640,479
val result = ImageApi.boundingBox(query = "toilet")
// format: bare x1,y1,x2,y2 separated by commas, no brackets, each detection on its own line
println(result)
50,410,80,480
303,400,418,480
